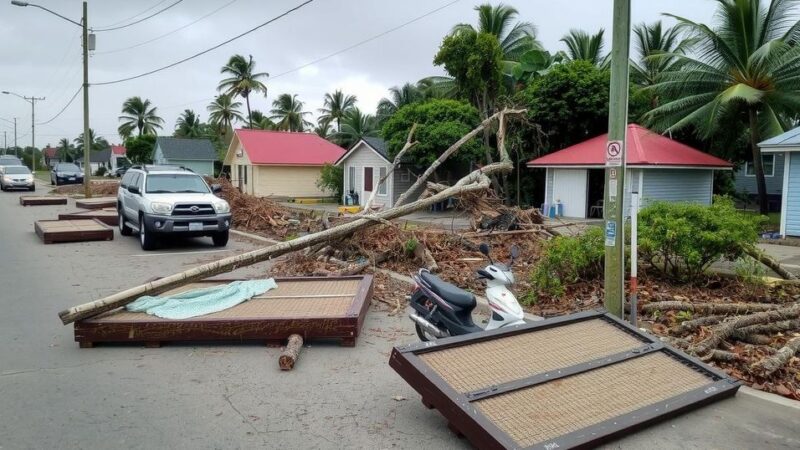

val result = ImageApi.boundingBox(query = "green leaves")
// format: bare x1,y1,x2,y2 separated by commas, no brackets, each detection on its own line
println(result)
529,227,604,301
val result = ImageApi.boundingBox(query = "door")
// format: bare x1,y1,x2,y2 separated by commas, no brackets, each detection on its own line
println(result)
361,167,374,206
552,169,588,218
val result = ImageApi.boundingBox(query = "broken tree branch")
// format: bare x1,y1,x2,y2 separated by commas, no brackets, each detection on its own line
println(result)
58,108,525,324
691,304,800,356
742,245,797,280
642,301,778,315
279,334,304,370
361,124,418,212
750,337,800,376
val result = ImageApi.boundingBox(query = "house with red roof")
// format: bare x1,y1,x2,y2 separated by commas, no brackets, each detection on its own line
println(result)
223,129,345,198
527,124,732,219
42,145,60,167
110,144,128,171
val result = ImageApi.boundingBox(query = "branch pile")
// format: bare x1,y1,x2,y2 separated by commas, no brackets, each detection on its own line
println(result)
53,180,120,196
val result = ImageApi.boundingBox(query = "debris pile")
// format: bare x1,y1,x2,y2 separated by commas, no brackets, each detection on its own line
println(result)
53,181,120,196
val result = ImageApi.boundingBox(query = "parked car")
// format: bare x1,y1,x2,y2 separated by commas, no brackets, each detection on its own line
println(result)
114,165,130,177
50,163,84,185
0,155,23,171
117,165,232,250
0,165,34,191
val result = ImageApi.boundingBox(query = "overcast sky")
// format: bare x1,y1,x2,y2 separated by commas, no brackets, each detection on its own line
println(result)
0,0,718,148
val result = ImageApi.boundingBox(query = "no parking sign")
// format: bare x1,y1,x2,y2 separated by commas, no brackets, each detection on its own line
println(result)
606,140,623,166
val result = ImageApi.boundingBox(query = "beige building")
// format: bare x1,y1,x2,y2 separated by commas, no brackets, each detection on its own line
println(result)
223,129,345,199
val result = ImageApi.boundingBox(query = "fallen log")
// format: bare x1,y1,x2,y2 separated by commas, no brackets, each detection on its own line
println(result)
57,108,524,324
731,319,800,340
750,336,800,376
672,315,724,335
691,304,800,356
742,245,797,280
279,334,304,370
337,251,391,276
642,301,777,315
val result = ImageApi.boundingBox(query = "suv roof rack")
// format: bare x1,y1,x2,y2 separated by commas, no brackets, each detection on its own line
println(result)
129,164,191,173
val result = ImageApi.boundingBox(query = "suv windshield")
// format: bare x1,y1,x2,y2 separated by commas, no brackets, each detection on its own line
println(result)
4,166,31,175
145,174,209,194
56,164,80,172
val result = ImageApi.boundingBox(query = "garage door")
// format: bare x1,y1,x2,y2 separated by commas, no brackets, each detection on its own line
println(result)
553,169,587,218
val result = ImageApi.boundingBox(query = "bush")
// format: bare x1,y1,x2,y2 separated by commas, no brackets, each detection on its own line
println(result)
94,166,107,177
529,227,604,301
316,163,344,200
638,197,763,281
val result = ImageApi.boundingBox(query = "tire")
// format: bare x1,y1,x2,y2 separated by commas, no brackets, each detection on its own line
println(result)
118,209,133,236
212,230,229,247
29,186,35,192
139,215,156,250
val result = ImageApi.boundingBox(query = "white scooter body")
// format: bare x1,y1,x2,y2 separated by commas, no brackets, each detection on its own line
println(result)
483,263,526,330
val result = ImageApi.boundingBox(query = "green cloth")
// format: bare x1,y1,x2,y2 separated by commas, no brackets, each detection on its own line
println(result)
126,279,277,319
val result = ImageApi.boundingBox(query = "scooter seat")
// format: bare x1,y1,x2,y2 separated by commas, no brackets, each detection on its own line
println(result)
420,272,476,309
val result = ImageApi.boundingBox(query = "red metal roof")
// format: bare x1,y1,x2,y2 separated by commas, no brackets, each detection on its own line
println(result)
43,146,57,158
235,129,345,166
111,145,126,155
527,124,732,168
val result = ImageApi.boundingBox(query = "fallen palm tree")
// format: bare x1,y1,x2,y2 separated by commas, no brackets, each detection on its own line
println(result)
58,108,525,325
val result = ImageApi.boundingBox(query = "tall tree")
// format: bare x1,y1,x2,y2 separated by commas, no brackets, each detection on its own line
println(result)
57,137,75,162
377,83,422,122
318,90,357,132
314,119,334,140
630,21,684,88
559,29,607,67
74,129,110,153
452,3,540,61
207,94,244,133
645,0,800,214
270,94,312,132
218,54,269,128
333,108,378,148
174,109,203,138
118,96,164,138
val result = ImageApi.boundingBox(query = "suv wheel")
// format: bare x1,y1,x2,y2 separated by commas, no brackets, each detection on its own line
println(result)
118,209,133,236
212,230,229,247
139,216,157,250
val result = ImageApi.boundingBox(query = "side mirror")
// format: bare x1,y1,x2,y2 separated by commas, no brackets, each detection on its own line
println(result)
479,243,490,256
211,184,222,193
128,185,140,195
510,245,520,259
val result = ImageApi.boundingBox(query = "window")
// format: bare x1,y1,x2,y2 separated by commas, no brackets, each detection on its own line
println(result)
348,166,356,192
399,170,410,183
145,174,209,194
121,172,133,188
378,167,387,195
745,154,775,177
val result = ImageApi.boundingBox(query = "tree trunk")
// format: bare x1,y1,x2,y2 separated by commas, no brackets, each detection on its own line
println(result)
279,334,304,370
691,304,800,356
748,107,769,215
642,301,777,315
246,95,253,129
741,244,797,280
750,337,800,376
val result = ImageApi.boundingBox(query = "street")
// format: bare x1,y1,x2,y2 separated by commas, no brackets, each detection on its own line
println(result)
0,190,798,450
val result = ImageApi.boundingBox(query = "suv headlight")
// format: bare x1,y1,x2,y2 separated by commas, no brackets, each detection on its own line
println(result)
150,202,173,214
213,200,230,213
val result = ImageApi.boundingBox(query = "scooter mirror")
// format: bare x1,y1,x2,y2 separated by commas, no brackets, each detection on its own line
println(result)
479,243,490,256
510,245,520,259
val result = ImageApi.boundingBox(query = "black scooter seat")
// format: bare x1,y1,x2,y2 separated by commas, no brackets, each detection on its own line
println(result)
420,272,476,309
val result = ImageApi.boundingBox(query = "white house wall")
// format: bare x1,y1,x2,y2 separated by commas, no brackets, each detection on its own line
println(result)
341,142,393,207
641,169,714,207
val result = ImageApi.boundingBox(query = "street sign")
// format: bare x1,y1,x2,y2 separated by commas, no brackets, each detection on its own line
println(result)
606,140,623,167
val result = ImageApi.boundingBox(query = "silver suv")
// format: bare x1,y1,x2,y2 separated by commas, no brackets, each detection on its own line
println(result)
117,165,232,250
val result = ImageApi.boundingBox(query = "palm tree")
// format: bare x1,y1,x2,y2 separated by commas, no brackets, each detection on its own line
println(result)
416,76,459,100
645,0,800,214
207,94,245,133
314,119,334,140
333,108,378,148
377,83,422,121
174,109,203,138
318,90,357,132
218,54,269,128
559,29,607,67
631,21,684,89
74,129,110,153
118,96,164,138
270,94,311,132
57,137,74,162
452,3,540,61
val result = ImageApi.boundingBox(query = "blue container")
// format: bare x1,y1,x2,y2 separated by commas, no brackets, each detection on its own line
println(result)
556,202,563,217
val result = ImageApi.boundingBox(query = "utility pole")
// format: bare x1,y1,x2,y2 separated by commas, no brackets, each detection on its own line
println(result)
14,118,17,156
3,92,45,171
603,0,631,318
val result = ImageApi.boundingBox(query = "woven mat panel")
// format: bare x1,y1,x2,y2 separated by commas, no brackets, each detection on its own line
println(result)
39,220,106,231
475,352,712,447
419,320,644,393
158,279,361,298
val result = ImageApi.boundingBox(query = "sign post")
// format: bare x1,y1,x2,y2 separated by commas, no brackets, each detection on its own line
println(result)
603,0,631,318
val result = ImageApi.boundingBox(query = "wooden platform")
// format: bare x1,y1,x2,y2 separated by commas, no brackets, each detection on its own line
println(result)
390,310,740,450
58,208,118,226
19,195,67,206
74,275,374,348
75,197,117,210
35,219,114,244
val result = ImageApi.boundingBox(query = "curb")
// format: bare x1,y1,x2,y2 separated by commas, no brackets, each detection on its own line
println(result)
230,229,281,245
737,386,800,410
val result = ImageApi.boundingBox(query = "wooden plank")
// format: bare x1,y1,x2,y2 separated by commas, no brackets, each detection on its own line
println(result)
20,196,67,206
75,197,117,210
35,218,113,244
73,275,373,348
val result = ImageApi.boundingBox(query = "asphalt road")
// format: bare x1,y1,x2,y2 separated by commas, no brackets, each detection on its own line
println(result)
0,189,798,449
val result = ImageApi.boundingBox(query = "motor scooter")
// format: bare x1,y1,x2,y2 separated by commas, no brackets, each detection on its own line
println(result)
408,243,525,340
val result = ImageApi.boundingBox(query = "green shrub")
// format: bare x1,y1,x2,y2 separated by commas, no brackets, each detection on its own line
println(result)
638,197,763,281
529,227,604,301
95,166,107,177
316,163,344,200
404,238,418,254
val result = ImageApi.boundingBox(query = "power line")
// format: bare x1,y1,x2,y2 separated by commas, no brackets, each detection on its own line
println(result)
92,0,315,86
95,0,240,56
37,86,82,125
270,0,462,81
93,0,183,32
96,0,169,28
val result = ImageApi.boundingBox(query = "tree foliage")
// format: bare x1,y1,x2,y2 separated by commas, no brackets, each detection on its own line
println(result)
270,94,311,132
559,29,607,67
333,108,378,148
118,96,164,139
381,99,482,169
529,227,604,301
124,134,156,164
316,163,344,199
218,54,268,128
318,90,357,132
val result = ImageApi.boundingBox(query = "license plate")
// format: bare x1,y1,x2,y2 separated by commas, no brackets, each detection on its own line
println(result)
188,222,203,231
68,177,76,181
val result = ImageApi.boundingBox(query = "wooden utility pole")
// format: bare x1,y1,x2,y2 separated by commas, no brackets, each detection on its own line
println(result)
603,0,631,318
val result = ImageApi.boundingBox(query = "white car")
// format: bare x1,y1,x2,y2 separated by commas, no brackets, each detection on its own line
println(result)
0,165,34,191
117,165,231,250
